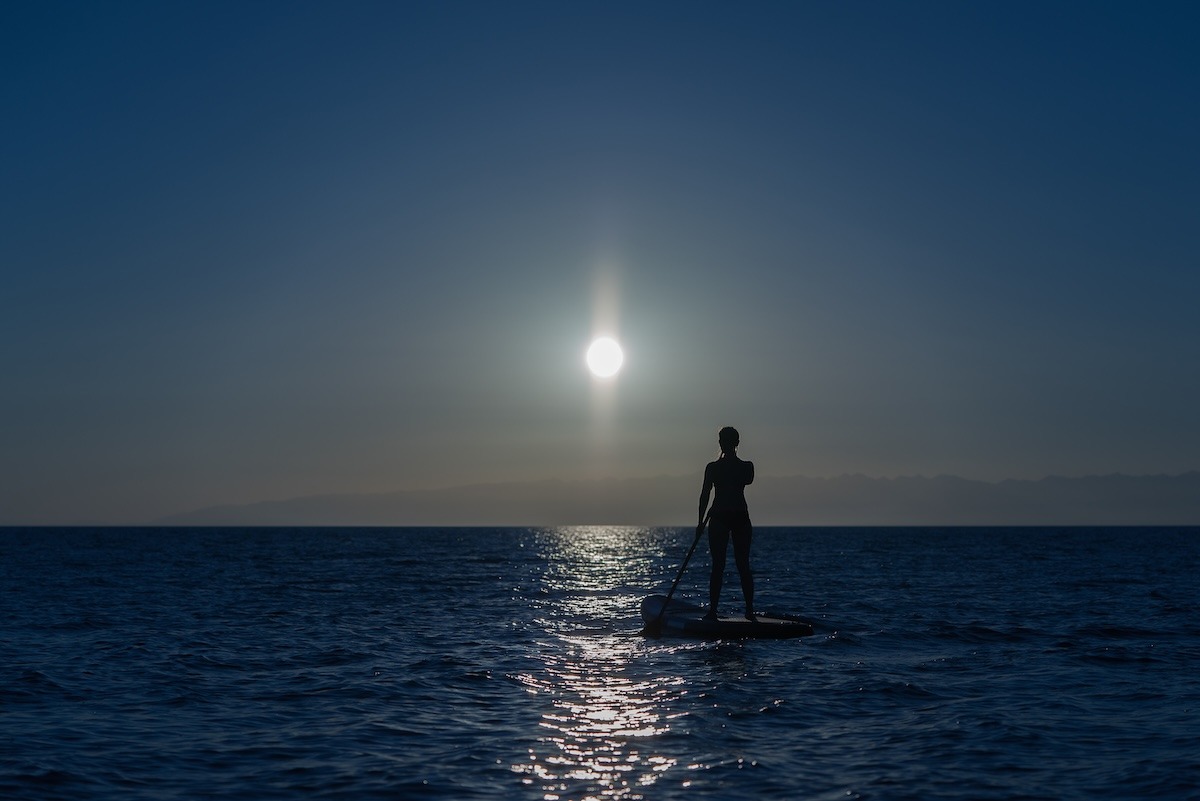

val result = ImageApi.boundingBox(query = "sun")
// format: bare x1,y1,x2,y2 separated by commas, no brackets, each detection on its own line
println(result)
586,337,624,378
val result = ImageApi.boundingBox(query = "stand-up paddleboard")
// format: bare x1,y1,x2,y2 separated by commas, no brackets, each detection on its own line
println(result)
641,594,814,639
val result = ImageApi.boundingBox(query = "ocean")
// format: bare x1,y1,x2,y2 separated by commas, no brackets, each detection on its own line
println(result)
1,527,1197,800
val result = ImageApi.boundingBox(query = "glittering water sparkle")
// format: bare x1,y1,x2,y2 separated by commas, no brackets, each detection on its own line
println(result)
1,526,1197,800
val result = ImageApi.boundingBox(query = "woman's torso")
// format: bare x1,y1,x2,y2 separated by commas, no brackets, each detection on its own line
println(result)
706,457,754,512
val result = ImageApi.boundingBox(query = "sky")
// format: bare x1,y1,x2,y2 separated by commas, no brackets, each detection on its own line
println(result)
3,1,1198,524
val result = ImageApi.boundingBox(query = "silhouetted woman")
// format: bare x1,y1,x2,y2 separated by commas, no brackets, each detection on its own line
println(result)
698,426,755,620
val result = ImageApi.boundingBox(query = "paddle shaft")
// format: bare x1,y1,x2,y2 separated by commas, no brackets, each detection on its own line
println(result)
650,511,710,631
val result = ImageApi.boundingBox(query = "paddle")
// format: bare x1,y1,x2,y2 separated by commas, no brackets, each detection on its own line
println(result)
642,511,710,636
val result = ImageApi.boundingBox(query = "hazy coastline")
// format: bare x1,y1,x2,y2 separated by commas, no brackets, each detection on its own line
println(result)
151,471,1200,527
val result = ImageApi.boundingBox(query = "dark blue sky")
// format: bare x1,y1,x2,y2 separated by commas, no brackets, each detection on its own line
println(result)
3,2,1198,523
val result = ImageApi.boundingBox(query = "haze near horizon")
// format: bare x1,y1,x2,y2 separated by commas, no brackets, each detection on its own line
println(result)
3,2,1198,525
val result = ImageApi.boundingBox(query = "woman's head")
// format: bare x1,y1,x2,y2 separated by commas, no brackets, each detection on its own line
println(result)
718,426,740,455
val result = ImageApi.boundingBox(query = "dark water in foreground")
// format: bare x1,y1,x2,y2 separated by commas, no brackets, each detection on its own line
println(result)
1,527,1197,800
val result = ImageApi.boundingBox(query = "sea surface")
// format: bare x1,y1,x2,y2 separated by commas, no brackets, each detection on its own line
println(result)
1,527,1197,800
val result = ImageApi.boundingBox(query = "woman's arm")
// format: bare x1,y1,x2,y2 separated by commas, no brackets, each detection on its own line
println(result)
698,464,713,523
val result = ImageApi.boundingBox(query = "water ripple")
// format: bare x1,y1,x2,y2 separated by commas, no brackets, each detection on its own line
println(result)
1,526,1197,800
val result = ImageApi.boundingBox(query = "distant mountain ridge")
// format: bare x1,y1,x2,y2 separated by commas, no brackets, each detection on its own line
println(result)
155,471,1200,526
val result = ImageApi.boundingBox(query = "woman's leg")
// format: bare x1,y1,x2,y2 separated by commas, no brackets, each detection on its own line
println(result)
707,517,731,616
731,518,754,619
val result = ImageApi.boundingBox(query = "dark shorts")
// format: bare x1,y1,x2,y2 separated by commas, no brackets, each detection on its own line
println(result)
708,510,752,569
709,509,751,530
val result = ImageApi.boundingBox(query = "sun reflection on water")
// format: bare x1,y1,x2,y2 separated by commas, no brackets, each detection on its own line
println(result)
510,526,689,800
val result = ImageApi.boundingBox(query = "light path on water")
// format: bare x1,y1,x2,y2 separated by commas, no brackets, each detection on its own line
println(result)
1,526,1197,800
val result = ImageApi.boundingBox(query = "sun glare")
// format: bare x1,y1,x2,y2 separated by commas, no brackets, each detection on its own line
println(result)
586,337,624,378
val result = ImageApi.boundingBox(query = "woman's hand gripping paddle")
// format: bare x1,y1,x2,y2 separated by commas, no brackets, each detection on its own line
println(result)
642,512,710,637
